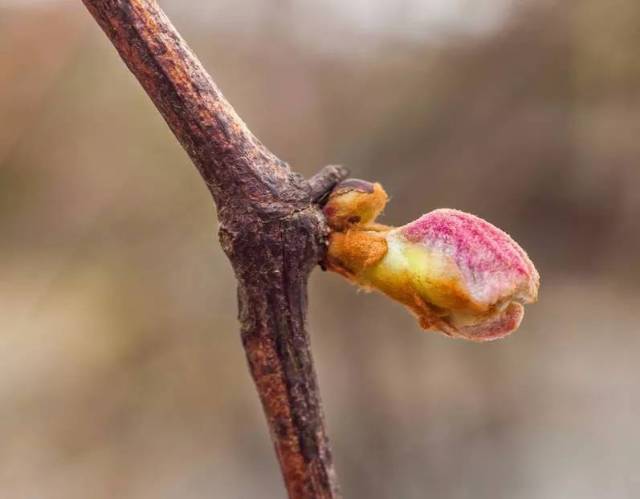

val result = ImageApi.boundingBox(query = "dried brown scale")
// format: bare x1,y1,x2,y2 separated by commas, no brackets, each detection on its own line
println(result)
81,1,344,497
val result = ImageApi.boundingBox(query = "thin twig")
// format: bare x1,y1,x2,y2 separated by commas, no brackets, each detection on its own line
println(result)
80,1,347,497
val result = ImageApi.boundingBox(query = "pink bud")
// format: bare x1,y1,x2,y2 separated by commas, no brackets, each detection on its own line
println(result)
395,209,539,340
323,178,539,341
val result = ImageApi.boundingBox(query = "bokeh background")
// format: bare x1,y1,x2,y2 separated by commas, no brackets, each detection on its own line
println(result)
2,1,640,498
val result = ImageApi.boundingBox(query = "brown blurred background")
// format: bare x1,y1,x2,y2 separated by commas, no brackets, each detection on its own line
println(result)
2,1,640,498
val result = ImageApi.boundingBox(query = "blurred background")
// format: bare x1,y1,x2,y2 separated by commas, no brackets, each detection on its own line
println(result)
2,0,640,498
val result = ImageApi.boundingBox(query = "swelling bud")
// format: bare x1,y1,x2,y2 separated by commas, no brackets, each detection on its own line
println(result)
324,180,539,341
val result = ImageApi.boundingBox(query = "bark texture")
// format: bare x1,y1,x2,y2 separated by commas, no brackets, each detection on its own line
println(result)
80,1,346,497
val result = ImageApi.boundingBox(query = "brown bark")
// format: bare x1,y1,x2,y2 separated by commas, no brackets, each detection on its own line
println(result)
80,1,346,497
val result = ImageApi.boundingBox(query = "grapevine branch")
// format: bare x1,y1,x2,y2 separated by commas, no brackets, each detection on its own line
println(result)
80,1,346,497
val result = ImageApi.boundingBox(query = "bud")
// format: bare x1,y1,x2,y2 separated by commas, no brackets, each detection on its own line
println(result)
324,181,539,341
323,179,388,231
